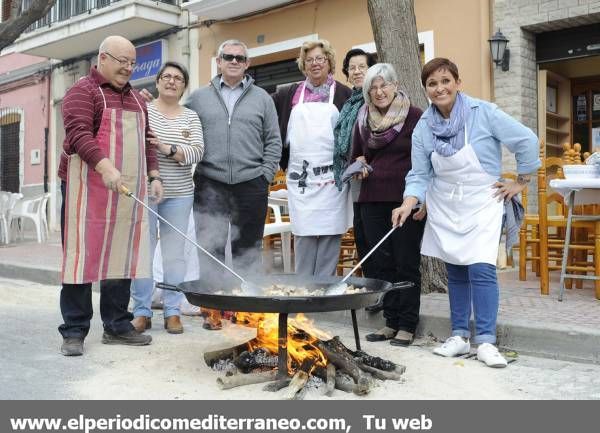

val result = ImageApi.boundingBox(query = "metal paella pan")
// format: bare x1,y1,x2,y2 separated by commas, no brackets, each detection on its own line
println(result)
172,275,412,314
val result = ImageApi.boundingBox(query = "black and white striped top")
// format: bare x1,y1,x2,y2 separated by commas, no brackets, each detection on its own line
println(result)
148,103,204,198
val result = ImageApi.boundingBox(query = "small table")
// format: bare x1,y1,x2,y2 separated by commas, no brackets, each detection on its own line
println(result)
548,178,600,301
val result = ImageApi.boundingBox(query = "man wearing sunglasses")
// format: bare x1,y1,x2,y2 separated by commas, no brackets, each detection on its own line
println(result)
185,40,282,322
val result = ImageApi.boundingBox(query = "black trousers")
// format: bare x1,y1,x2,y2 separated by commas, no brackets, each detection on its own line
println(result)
353,202,373,278
193,175,269,285
58,181,134,339
360,202,425,333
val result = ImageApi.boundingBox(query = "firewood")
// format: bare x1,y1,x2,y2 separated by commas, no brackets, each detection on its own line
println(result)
353,350,398,372
316,339,370,395
357,363,403,380
263,378,292,392
216,370,278,390
204,339,255,367
233,348,278,373
334,371,358,393
284,359,315,400
324,363,336,396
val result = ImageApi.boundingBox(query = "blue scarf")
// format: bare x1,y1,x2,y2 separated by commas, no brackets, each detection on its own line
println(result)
426,92,470,157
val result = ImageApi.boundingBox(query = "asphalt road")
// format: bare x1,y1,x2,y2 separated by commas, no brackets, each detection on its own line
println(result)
1,277,599,400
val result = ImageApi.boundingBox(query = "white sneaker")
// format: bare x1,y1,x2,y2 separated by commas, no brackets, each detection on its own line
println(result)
180,298,203,316
477,343,507,368
433,336,470,357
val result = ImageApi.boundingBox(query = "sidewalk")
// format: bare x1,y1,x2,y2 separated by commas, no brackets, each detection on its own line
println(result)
1,231,599,364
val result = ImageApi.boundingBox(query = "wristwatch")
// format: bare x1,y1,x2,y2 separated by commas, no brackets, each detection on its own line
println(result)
167,145,177,158
516,174,531,185
148,176,163,184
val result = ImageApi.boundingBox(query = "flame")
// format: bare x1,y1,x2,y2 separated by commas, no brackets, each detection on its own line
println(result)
234,312,331,374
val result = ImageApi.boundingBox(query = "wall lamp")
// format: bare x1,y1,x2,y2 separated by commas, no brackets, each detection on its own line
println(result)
488,30,510,71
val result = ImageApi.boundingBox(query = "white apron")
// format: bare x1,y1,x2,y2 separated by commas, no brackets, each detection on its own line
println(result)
421,129,503,265
286,81,352,236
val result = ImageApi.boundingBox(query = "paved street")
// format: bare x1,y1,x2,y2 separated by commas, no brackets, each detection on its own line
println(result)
1,277,600,400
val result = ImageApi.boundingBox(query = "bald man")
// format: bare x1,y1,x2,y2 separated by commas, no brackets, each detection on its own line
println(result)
58,36,163,356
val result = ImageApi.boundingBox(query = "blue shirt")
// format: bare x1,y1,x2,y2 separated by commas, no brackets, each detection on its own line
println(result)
404,94,541,203
219,76,248,115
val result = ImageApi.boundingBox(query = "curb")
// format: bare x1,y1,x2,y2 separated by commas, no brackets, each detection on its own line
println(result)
0,262,60,286
312,308,600,365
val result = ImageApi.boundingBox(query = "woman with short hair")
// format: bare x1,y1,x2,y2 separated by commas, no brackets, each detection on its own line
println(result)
351,63,425,347
393,58,540,367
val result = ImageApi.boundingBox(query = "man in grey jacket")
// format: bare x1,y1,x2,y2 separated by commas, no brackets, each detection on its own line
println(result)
186,39,282,312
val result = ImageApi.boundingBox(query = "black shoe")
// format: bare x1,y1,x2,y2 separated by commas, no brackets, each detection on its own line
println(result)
365,326,398,342
101,330,152,346
61,337,84,356
390,330,414,347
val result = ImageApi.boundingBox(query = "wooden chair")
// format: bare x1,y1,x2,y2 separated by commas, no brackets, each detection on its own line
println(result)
336,229,362,277
520,140,599,295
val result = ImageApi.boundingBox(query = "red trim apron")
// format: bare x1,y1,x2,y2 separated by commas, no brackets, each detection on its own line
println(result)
62,87,150,284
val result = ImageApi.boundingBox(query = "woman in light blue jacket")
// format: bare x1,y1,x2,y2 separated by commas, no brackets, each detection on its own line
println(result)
392,58,540,368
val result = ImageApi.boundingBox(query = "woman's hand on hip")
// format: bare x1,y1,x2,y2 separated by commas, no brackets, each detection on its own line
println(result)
493,180,526,202
413,203,427,221
391,196,419,227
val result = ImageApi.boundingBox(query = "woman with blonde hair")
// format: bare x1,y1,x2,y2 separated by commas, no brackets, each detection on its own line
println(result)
272,39,353,276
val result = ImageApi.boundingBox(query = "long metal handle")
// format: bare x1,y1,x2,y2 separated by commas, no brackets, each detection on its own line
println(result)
119,185,246,284
340,224,399,284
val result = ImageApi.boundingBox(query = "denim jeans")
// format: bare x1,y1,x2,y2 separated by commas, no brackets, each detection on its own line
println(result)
131,195,193,318
445,262,498,344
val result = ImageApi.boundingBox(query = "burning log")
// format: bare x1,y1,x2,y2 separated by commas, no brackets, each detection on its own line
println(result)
233,348,279,373
216,370,278,390
284,359,315,400
334,371,358,394
263,378,292,392
316,339,370,395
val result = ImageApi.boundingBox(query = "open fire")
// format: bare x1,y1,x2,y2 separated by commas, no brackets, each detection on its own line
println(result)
204,312,405,399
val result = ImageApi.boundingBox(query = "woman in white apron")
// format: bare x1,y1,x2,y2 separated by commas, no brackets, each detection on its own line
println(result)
273,40,353,276
392,58,540,368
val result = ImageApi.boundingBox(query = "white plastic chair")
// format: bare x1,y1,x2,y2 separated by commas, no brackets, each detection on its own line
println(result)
9,193,50,243
0,192,10,244
264,196,293,272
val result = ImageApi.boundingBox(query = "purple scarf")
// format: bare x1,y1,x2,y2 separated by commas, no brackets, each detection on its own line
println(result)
356,104,403,150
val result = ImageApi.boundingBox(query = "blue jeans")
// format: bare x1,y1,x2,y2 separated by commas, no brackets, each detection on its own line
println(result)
131,195,193,318
445,262,498,344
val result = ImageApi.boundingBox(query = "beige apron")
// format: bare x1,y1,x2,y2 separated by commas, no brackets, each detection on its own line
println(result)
62,87,150,284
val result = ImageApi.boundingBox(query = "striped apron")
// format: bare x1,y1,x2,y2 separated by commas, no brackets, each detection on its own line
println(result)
61,87,150,284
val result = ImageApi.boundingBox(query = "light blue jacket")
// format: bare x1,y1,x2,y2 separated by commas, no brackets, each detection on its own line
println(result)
404,94,541,203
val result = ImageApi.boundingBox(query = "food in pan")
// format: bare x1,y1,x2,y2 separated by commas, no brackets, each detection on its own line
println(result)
214,284,370,296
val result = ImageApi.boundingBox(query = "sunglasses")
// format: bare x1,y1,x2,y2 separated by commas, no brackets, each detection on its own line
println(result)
221,53,248,63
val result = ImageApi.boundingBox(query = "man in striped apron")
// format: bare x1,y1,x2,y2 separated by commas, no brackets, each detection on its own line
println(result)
58,36,164,356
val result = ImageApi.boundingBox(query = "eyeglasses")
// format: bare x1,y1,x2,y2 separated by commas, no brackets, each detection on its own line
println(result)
160,74,185,84
103,51,136,67
221,53,248,63
369,82,395,93
305,55,327,65
348,64,368,73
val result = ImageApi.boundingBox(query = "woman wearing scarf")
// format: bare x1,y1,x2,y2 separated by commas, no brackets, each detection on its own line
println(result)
272,39,352,276
393,58,540,367
351,63,425,347
333,48,375,279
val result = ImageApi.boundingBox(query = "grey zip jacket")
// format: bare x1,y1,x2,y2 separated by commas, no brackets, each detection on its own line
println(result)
185,75,282,185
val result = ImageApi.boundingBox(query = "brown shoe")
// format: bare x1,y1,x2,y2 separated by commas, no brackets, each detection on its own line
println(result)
131,316,152,333
164,315,184,334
